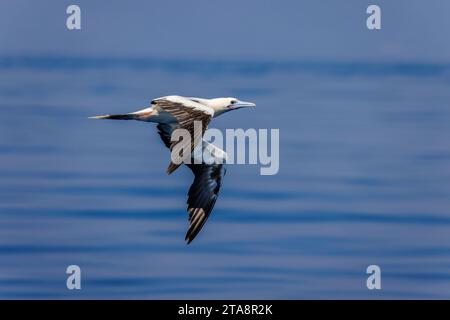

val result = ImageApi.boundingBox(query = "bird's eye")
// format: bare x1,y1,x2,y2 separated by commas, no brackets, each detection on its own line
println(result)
231,100,237,104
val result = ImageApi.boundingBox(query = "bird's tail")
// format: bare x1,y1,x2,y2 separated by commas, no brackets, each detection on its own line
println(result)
89,114,135,120
89,107,155,121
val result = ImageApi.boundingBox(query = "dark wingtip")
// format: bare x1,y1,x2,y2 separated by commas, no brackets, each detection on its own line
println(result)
185,230,197,244
166,162,180,175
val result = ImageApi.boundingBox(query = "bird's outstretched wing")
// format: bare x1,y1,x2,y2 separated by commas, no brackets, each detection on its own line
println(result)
185,163,226,244
156,123,178,149
152,97,214,174
157,123,227,244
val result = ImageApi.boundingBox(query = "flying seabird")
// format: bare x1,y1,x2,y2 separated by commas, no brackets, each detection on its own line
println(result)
91,95,256,244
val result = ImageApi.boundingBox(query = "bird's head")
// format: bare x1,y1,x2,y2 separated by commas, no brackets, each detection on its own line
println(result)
207,97,256,116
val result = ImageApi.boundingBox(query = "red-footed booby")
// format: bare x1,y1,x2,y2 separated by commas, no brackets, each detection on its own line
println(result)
90,95,256,244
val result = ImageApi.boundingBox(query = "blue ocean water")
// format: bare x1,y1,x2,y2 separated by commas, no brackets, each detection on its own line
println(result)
0,56,449,299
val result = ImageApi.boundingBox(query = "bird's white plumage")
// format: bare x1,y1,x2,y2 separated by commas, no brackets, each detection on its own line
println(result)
192,139,228,165
153,95,215,117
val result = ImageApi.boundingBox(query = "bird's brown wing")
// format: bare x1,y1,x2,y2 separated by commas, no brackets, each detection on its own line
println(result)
156,123,227,244
153,98,213,174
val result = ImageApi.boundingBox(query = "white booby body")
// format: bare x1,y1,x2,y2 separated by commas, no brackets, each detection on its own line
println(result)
96,96,252,124
91,95,255,243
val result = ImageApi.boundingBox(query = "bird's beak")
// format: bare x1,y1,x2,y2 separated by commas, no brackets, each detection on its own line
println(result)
230,100,256,109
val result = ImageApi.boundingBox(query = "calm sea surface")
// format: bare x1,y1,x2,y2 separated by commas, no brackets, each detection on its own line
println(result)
0,57,449,299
